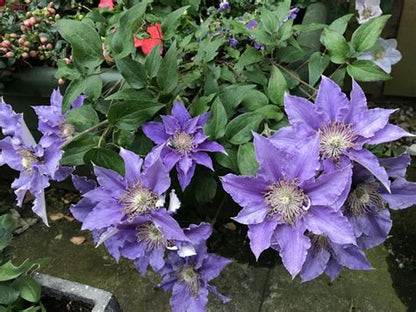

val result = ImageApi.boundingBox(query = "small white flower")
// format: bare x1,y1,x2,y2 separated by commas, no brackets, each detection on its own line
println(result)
357,38,402,74
355,0,382,24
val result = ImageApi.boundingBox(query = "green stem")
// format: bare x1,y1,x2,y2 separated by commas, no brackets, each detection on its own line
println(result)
275,63,317,92
60,120,109,149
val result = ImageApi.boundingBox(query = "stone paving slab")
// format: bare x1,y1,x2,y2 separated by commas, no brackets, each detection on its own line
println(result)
260,246,406,312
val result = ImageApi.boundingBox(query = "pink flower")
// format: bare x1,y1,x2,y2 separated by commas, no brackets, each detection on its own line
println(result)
134,23,163,55
98,0,114,10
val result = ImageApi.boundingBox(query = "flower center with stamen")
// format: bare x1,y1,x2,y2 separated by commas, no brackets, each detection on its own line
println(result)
58,123,75,140
361,8,375,20
307,232,330,253
345,183,384,217
178,266,200,296
136,222,168,250
119,182,158,220
168,132,194,154
319,121,356,161
372,49,385,61
18,149,39,172
264,180,310,225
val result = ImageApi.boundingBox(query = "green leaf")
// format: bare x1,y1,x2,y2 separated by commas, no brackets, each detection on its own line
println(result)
194,174,217,204
321,28,351,64
0,260,31,282
351,15,390,52
261,8,279,34
347,60,391,82
108,101,164,131
235,47,263,72
215,146,238,172
0,284,19,305
106,88,153,101
267,66,288,105
84,76,102,100
84,148,125,176
162,6,190,40
0,215,15,233
55,60,81,80
242,90,269,110
55,20,102,68
255,105,284,121
189,94,215,116
111,0,151,58
308,52,330,85
205,97,227,140
61,134,100,166
329,14,353,35
66,105,99,131
144,44,162,78
225,112,263,145
220,84,256,115
237,143,258,176
62,78,86,113
12,276,41,303
115,57,146,89
297,3,327,51
331,67,346,87
293,23,326,32
157,42,178,94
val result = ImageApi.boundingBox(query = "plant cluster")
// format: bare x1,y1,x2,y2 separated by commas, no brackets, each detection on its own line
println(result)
0,214,47,312
0,0,93,70
0,0,414,311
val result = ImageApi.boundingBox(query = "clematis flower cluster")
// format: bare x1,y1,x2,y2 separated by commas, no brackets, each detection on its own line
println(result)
221,76,416,281
70,147,230,312
0,94,74,225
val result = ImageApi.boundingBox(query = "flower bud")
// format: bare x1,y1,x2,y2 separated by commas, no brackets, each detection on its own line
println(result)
29,50,38,57
1,40,11,48
6,52,15,58
22,52,29,58
46,43,53,50
58,78,65,85
39,36,48,43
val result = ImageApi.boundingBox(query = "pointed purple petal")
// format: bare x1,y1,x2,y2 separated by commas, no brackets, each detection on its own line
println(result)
382,178,416,209
253,133,285,182
71,175,96,194
162,150,182,171
71,95,86,109
221,174,267,208
81,202,123,230
315,76,349,122
304,206,356,245
119,148,143,185
190,152,213,170
274,223,310,278
142,158,171,195
284,94,321,131
161,115,181,135
248,220,278,260
33,191,48,226
325,257,342,281
94,166,126,193
151,209,189,241
353,108,395,139
330,243,373,270
344,80,368,124
346,149,390,192
142,121,169,144
303,165,352,208
177,162,196,190
366,124,414,145
300,244,330,282
379,153,411,179
199,254,231,281
195,140,225,153
172,102,191,126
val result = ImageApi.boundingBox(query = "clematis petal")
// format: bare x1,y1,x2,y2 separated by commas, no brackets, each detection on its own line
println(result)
284,94,321,131
353,108,396,138
142,158,171,195
253,133,285,181
142,121,169,144
221,174,267,208
366,124,414,145
381,178,416,209
304,206,356,245
315,76,349,123
171,102,191,126
346,148,390,192
161,115,181,134
177,162,196,190
248,220,278,260
330,243,373,270
274,223,310,278
119,148,143,185
191,152,213,170
378,152,411,179
302,165,352,208
300,244,331,282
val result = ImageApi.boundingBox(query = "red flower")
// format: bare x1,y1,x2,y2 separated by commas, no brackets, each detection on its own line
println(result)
134,23,163,55
98,0,114,10
0,0,6,8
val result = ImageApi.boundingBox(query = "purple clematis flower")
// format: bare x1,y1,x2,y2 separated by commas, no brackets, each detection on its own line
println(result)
0,99,71,225
228,36,239,48
299,233,372,282
343,152,416,250
246,20,258,30
157,224,231,312
142,102,225,190
70,149,190,272
33,89,86,143
283,7,300,23
271,76,414,193
221,133,356,278
218,0,230,11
